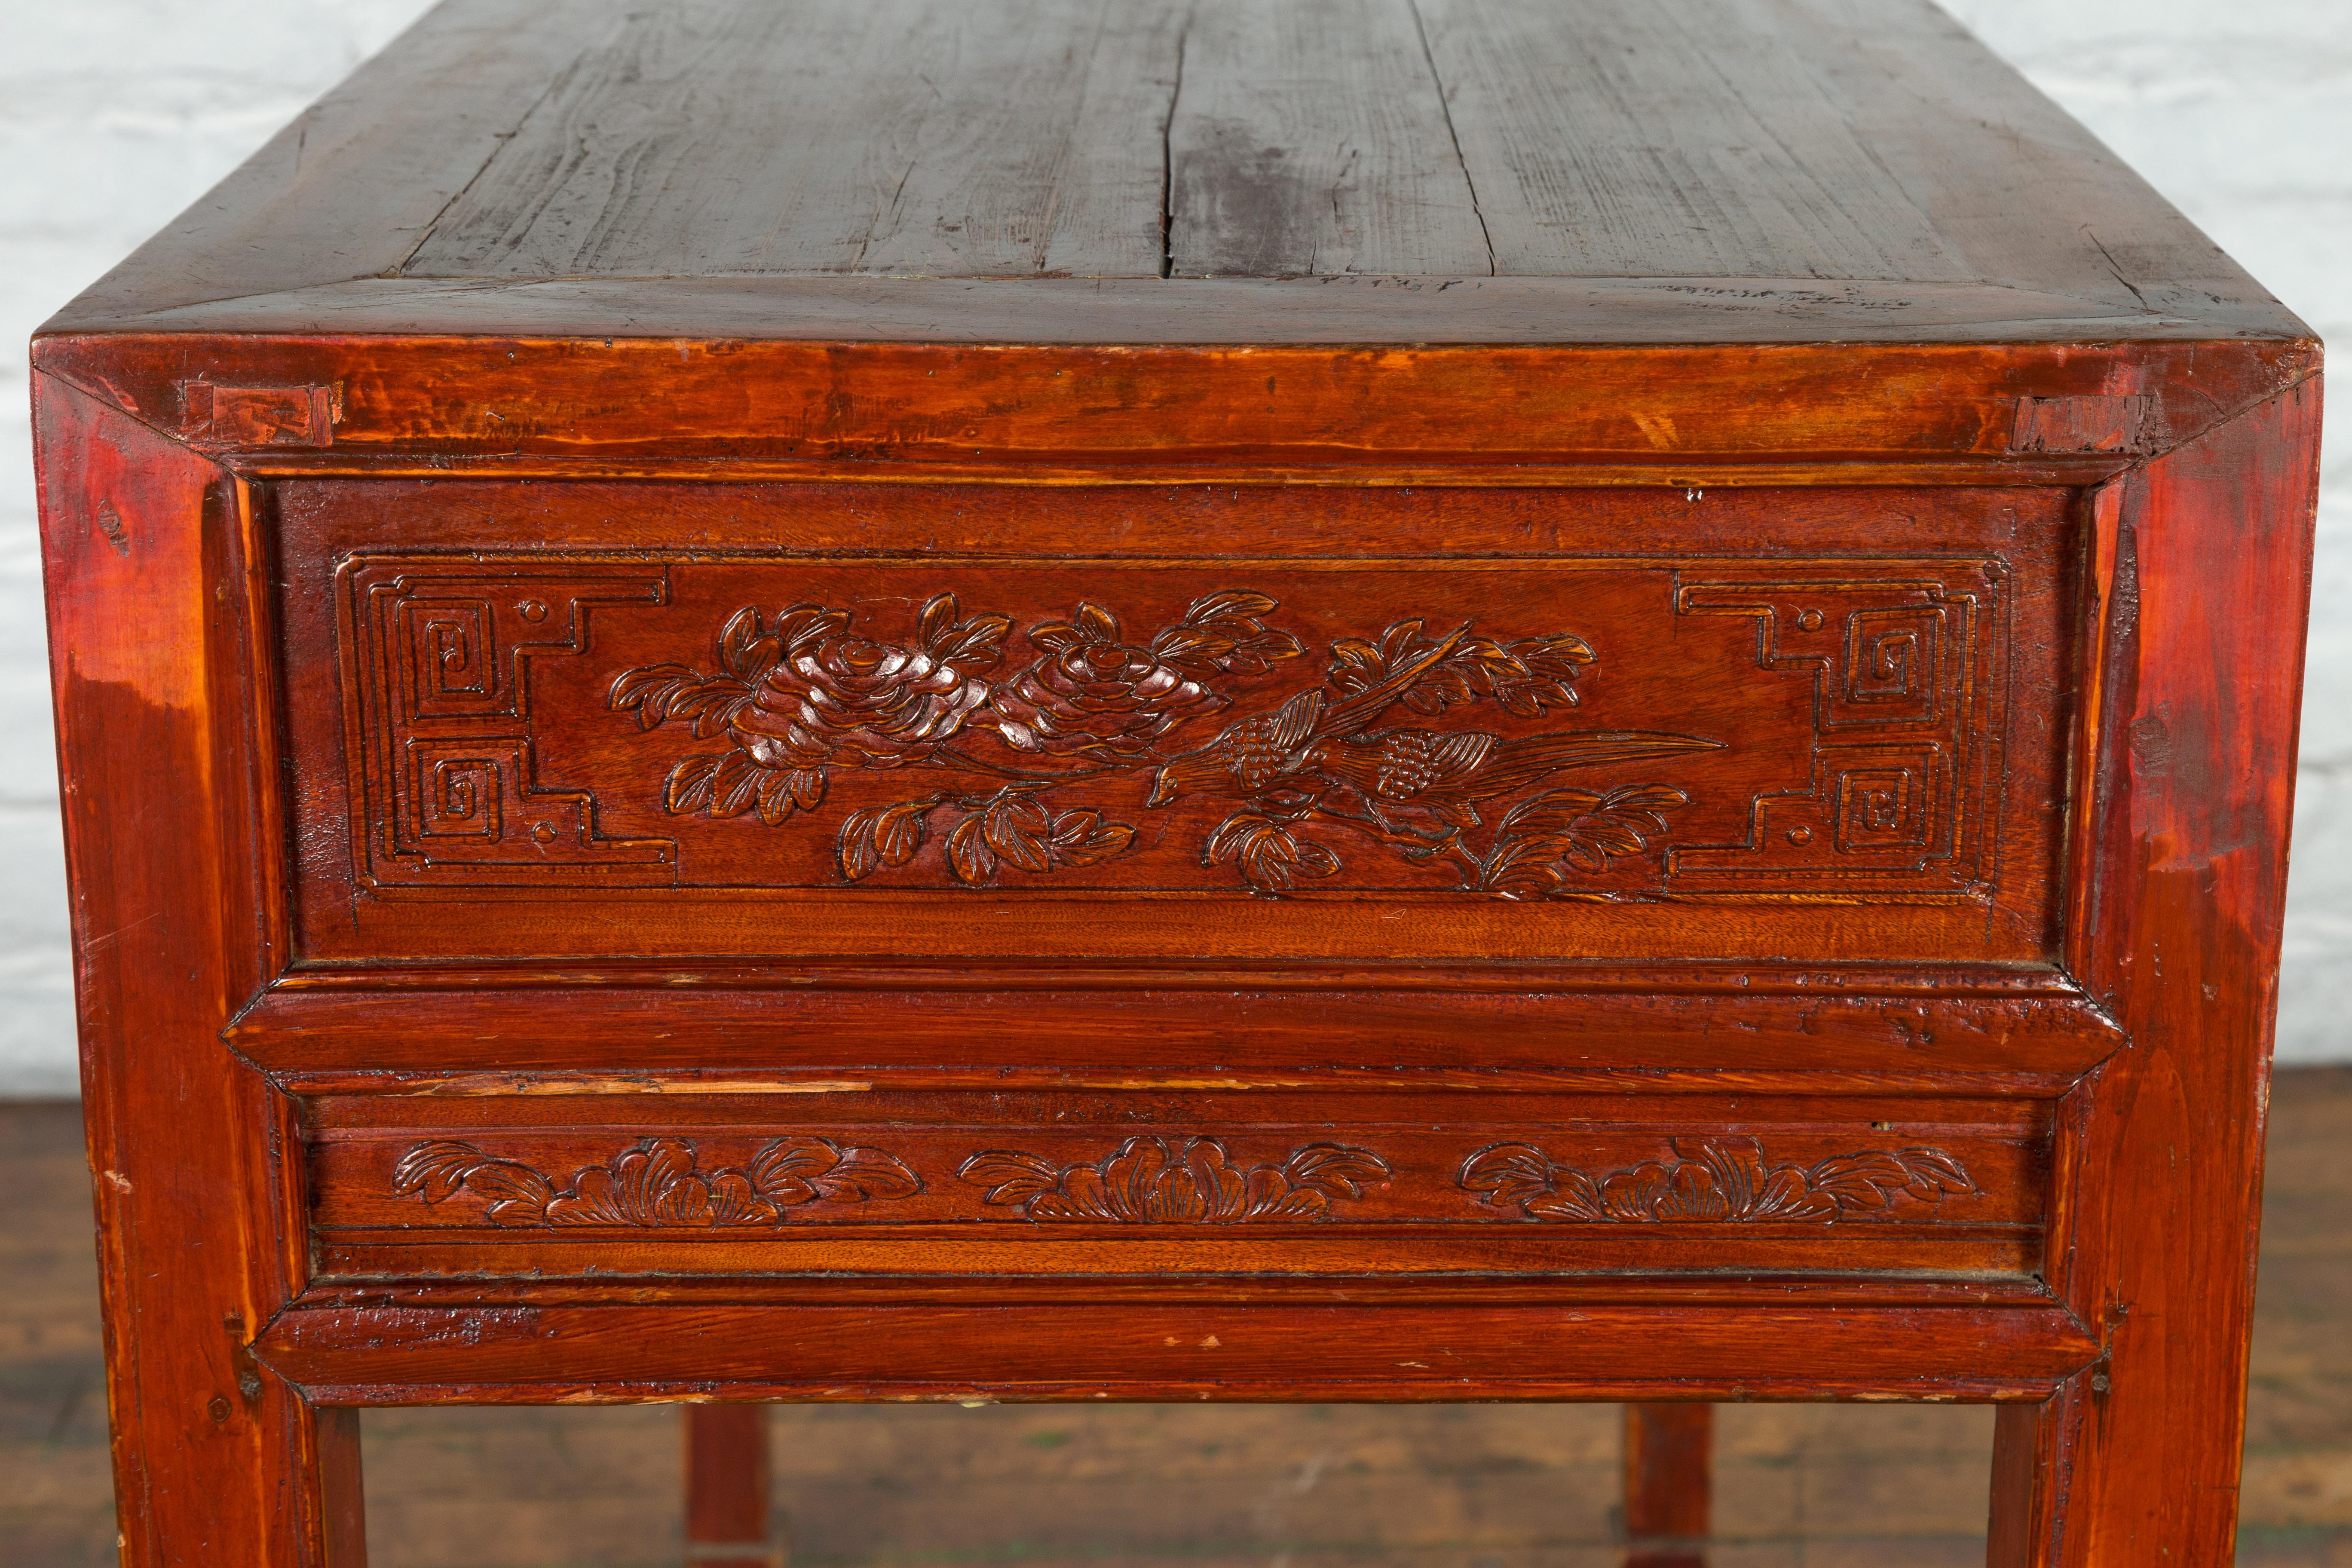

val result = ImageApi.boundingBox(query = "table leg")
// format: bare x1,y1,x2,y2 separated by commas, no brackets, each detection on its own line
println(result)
1624,1403,1711,1568
685,1404,780,1568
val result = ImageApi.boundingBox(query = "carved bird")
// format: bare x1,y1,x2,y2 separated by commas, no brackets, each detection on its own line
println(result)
1145,626,1470,805
1310,726,1725,825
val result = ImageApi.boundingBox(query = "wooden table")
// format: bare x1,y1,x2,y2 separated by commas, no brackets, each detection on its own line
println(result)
33,3,2319,1564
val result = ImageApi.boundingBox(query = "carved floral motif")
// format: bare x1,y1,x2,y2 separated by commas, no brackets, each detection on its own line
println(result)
1458,1136,1973,1223
611,589,1720,894
958,1136,1390,1222
391,1136,920,1227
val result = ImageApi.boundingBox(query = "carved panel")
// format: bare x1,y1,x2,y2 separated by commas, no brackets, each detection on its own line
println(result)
341,560,678,887
310,1096,2043,1278
1665,572,1997,891
331,551,2013,910
603,586,1724,897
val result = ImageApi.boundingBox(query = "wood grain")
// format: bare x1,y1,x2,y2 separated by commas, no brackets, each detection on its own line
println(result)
1624,1403,1712,1568
34,334,2315,467
35,378,358,1565
252,1299,2099,1405
1166,0,1489,277
408,0,1180,279
683,1405,774,1568
1984,386,2323,1563
37,0,2313,341
1417,0,1968,282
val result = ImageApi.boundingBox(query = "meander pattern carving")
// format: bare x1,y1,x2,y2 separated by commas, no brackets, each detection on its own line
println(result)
1665,572,1995,891
344,560,675,887
1459,1136,1975,1223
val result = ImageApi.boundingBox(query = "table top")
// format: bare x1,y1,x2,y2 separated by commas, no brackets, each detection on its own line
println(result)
44,0,2309,346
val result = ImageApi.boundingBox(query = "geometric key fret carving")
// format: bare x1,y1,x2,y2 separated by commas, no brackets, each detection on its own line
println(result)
1665,568,2000,894
342,559,677,888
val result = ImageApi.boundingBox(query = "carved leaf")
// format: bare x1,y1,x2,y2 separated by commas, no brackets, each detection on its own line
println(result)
1183,589,1278,623
540,1164,631,1226
813,1147,924,1201
1755,1165,1830,1220
984,796,1056,873
1525,1169,1609,1222
837,806,884,882
1205,812,1272,865
664,754,727,814
1495,790,1606,839
917,593,959,650
945,815,998,885
1482,784,1693,892
608,664,697,726
392,1141,496,1204
1215,821,1340,894
609,664,755,738
1047,808,1135,868
1458,1144,1560,1210
1479,840,1563,898
704,1172,781,1226
392,1142,561,1224
1154,589,1302,675
916,593,1014,675
1597,1162,1679,1221
1237,824,1298,893
1290,838,1341,879
706,751,765,818
718,607,784,683
747,1136,837,1205
874,800,931,866
749,764,824,826
773,603,851,656
1028,619,1084,654
1281,1142,1393,1198
959,1150,1063,1206
1896,1148,1976,1200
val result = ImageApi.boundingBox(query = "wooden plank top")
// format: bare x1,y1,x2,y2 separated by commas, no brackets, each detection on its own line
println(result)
43,0,2311,346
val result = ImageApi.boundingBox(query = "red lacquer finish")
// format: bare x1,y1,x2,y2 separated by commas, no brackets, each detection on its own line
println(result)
34,2,2318,1563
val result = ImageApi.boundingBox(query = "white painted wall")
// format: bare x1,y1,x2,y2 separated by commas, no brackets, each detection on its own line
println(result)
0,0,2343,1094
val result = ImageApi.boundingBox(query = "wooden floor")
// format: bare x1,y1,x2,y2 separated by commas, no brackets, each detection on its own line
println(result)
9,1071,2352,1566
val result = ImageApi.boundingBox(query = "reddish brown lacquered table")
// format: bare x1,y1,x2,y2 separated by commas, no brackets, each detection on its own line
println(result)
34,2,2319,1563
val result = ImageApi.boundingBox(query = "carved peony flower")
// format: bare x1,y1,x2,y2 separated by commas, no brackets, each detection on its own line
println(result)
539,1139,778,1228
729,597,1005,769
985,602,1225,758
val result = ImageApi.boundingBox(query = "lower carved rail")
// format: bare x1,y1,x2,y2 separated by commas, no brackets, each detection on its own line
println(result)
255,1299,2099,1405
